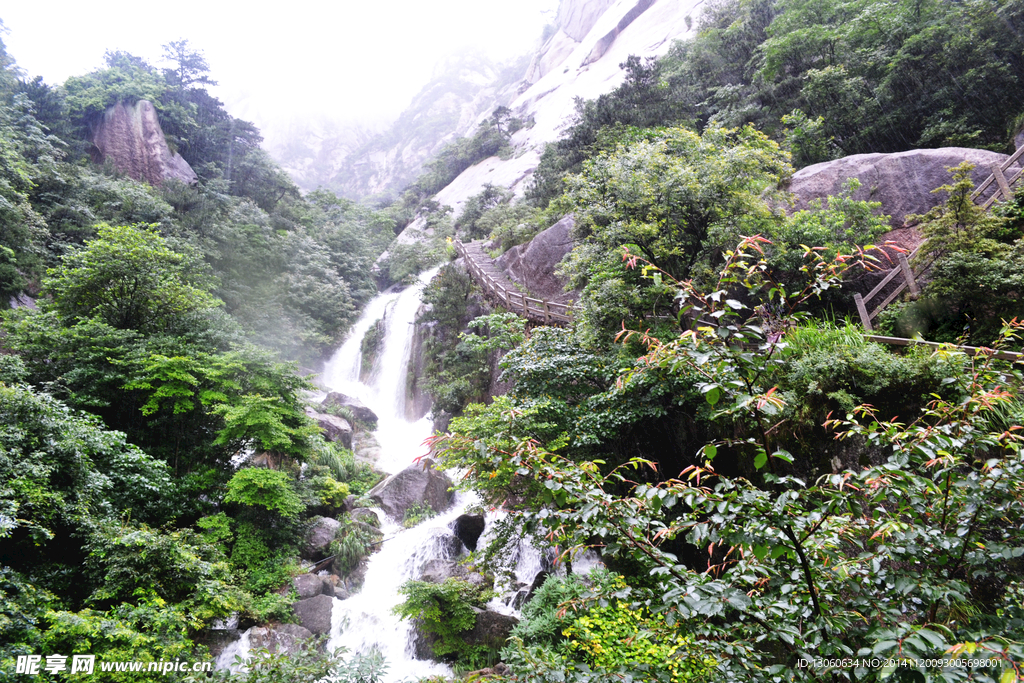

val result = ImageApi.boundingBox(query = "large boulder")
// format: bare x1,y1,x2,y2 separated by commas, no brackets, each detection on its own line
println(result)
302,517,340,560
291,594,334,636
305,408,353,450
293,574,335,599
321,392,379,425
464,609,519,652
368,458,453,520
247,624,314,654
496,215,575,304
90,100,197,186
789,148,1017,228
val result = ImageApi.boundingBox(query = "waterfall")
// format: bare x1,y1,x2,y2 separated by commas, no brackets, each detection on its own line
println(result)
215,266,581,680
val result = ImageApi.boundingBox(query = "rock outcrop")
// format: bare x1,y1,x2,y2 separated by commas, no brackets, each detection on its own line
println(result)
583,0,657,66
451,514,486,552
405,317,433,421
789,148,1015,227
90,100,197,186
321,392,379,425
368,458,453,520
496,215,575,304
302,516,340,560
247,624,314,654
464,610,519,652
293,574,336,599
291,594,333,635
305,408,353,450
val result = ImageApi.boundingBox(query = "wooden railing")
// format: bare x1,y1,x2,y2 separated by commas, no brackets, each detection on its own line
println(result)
853,247,932,332
971,145,1024,209
454,239,573,325
865,334,1023,361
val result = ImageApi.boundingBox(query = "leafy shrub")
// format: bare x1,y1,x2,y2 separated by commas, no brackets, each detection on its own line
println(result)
328,520,383,575
393,578,491,662
224,468,304,519
401,502,436,528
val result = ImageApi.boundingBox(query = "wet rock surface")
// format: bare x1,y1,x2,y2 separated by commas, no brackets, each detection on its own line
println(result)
248,624,314,654
368,458,453,520
305,408,353,450
451,514,486,552
302,517,340,560
291,594,334,635
321,392,379,425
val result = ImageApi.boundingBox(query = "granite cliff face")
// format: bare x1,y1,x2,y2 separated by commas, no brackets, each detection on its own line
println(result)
428,0,700,216
90,100,197,186
788,148,1015,228
392,0,701,248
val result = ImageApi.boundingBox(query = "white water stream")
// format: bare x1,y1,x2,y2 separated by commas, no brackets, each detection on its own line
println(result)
215,267,590,680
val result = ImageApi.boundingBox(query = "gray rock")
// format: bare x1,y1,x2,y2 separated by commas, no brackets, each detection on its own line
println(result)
322,393,379,425
496,215,575,305
556,0,617,41
293,574,323,599
419,557,488,586
432,410,453,434
90,100,197,186
368,458,453,520
247,623,314,654
451,514,486,552
407,311,434,421
302,517,340,560
420,559,461,584
788,148,1017,228
291,594,334,636
437,533,464,560
305,408,353,450
464,610,519,651
349,508,380,527
583,0,656,66
8,293,36,310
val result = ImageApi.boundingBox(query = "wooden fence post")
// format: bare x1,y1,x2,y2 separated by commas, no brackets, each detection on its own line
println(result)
898,254,920,299
854,293,872,332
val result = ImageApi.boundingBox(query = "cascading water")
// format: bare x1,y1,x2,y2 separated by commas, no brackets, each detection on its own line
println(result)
322,266,467,681
215,266,588,680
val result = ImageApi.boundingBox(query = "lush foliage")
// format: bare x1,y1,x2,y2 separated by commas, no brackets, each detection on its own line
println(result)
503,572,715,682
394,578,492,663
882,164,1024,346
529,0,1024,209
442,238,1024,682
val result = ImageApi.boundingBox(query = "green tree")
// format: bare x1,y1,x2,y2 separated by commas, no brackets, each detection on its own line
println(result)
561,124,790,340
224,468,304,520
441,238,1024,682
45,223,217,333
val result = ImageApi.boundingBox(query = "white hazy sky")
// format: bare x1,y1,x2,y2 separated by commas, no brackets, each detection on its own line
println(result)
1,0,558,143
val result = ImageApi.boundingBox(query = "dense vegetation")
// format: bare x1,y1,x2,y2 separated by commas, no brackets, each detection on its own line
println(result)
408,0,1024,679
6,0,1024,679
0,29,391,682
527,0,1024,207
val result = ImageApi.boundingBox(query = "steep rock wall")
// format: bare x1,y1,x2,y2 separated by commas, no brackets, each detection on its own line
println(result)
396,0,701,247
90,100,197,186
